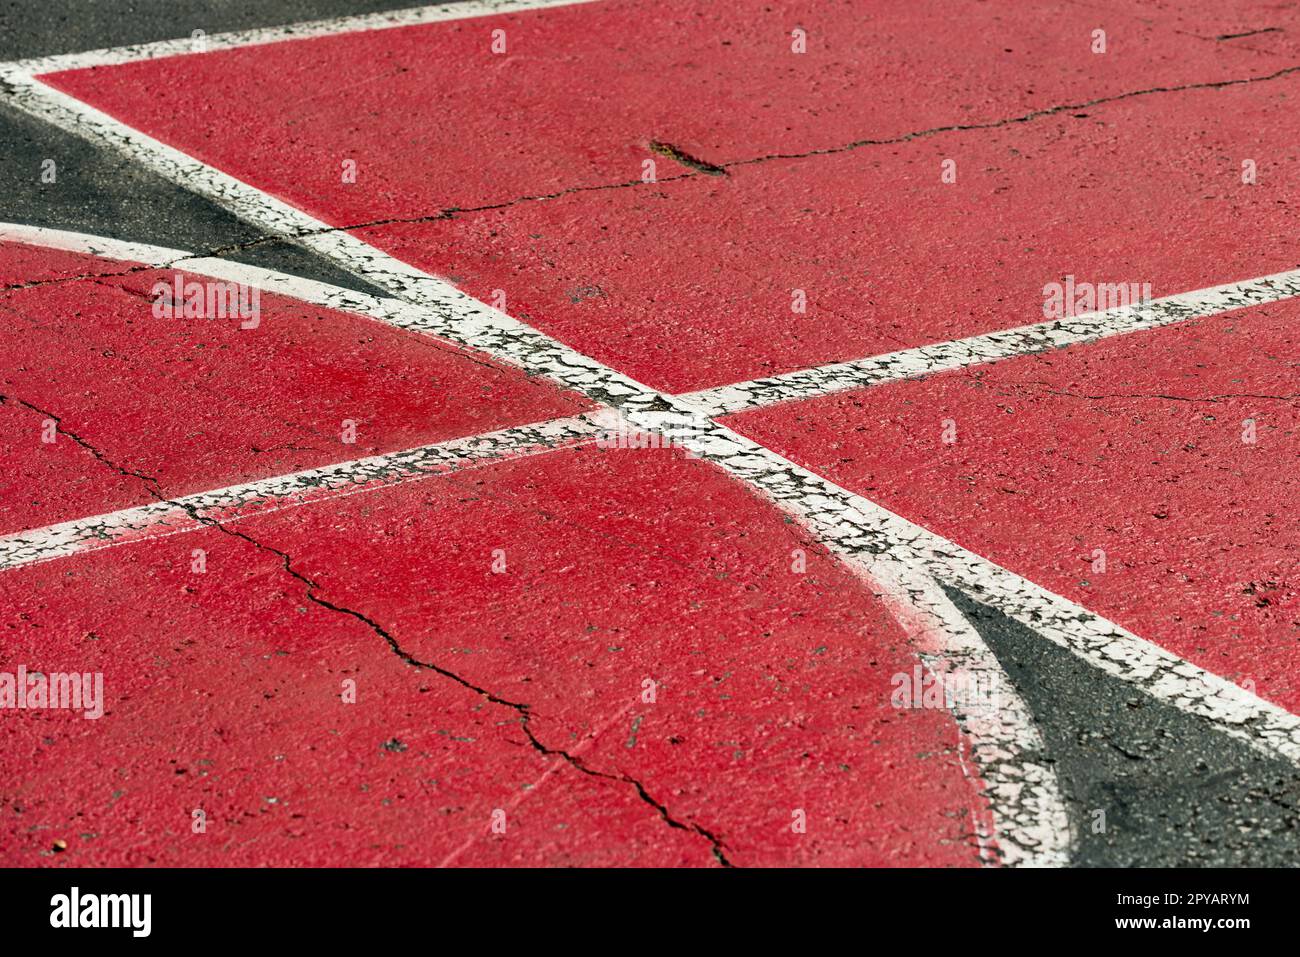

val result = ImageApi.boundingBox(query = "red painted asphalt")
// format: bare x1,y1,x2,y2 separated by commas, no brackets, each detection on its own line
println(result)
0,242,590,535
729,300,1300,711
5,0,1300,866
42,0,1300,392
2,439,984,866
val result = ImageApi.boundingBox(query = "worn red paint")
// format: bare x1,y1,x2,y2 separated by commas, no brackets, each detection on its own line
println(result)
0,521,707,867
41,1,1300,391
16,0,1300,865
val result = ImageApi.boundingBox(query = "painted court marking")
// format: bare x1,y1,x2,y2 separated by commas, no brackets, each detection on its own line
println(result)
0,411,608,573
3,227,1073,865
1,0,605,75
681,270,1300,416
3,0,1297,863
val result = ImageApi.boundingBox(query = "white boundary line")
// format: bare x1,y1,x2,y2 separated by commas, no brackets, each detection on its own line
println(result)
0,407,608,572
3,0,604,75
0,222,194,267
4,2,1298,861
682,270,1300,416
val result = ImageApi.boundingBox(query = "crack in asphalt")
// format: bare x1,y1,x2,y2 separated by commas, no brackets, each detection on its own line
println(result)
0,394,160,486
719,62,1300,168
9,59,1299,285
1031,387,1300,403
648,140,728,176
201,518,730,867
3,393,732,865
1217,27,1282,42
205,521,733,867
0,264,164,293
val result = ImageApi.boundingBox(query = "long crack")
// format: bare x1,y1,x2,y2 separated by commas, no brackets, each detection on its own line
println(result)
6,393,732,865
8,59,1300,295
721,62,1300,168
201,518,734,867
1024,385,1300,403
7,60,1298,867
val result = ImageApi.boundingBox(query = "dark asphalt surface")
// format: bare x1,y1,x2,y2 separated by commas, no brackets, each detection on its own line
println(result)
1,0,1295,866
0,0,426,291
951,588,1300,866
0,0,422,60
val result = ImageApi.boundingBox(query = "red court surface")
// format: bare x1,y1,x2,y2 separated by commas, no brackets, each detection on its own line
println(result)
0,242,590,535
39,0,1300,392
728,300,1300,711
4,0,1300,872
1,444,983,866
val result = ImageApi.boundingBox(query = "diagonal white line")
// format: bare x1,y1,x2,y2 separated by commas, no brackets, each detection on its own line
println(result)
0,222,194,266
0,412,607,572
1,0,606,75
681,269,1300,416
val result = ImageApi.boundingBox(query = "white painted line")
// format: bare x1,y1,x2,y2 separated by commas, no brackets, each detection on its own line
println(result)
0,222,194,267
8,8,1296,856
655,413,1300,768
0,78,654,407
842,549,1072,866
2,0,606,75
0,223,505,375
682,269,1300,416
0,411,607,572
0,222,401,323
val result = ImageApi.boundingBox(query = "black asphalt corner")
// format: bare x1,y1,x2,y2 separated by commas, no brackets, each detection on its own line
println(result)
946,585,1300,866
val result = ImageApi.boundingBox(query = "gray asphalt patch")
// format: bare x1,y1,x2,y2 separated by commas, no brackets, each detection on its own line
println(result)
0,0,427,60
0,0,438,292
947,585,1300,866
0,104,380,290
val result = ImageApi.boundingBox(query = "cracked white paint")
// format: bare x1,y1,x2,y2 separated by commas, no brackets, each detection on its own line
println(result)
681,269,1300,416
843,555,1073,867
660,415,1300,768
0,411,606,571
5,3,1300,864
